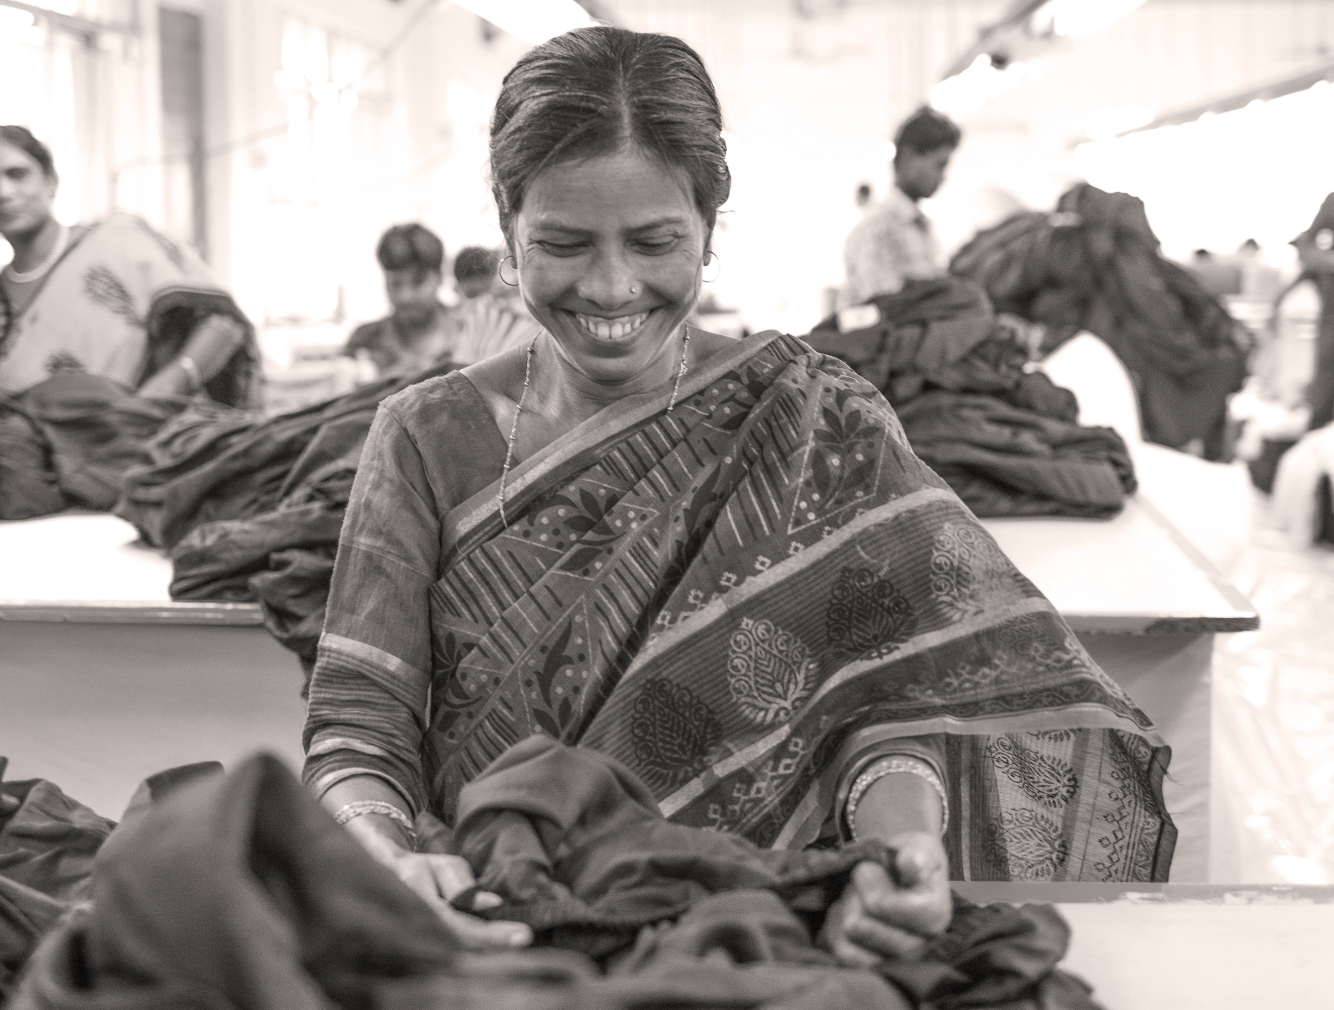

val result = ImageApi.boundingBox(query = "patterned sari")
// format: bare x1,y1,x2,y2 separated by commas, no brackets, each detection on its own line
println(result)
314,331,1175,881
0,213,258,405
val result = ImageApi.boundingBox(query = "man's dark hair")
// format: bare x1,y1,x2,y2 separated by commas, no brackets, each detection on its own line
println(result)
453,246,499,284
376,223,444,274
0,125,57,179
893,107,962,164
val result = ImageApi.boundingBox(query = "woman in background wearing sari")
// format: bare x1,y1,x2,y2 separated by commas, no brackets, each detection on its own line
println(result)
303,27,1176,964
0,126,258,406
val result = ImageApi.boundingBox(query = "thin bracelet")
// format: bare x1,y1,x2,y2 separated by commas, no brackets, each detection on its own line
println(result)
333,800,417,849
845,755,948,842
177,354,202,392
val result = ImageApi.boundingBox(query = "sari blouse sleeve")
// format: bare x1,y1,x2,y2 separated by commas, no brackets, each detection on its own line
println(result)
302,402,442,815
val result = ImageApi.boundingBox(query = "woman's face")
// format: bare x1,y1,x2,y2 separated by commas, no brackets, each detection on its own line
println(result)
0,142,56,241
512,147,709,386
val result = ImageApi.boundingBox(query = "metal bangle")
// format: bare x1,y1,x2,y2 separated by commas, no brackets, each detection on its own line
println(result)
845,755,949,842
177,354,202,392
333,799,417,848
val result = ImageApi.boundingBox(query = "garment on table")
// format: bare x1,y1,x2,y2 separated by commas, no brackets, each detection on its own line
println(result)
0,212,259,407
805,277,1136,519
109,366,452,669
343,303,462,377
950,183,1250,459
0,372,197,519
304,330,1174,881
0,755,116,1002
842,185,945,306
13,749,1103,1010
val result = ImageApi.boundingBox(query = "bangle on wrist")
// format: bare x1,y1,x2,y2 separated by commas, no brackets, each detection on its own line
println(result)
177,354,202,392
333,799,417,850
845,755,948,842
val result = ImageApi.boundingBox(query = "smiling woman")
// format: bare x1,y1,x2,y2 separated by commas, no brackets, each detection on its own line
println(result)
302,25,1178,962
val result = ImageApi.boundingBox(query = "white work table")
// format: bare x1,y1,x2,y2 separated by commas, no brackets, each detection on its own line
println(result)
982,495,1258,884
0,512,305,819
2,501,1254,881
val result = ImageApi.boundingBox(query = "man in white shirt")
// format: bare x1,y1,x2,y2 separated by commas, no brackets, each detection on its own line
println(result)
843,108,961,305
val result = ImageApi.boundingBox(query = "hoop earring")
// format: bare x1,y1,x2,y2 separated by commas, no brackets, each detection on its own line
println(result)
498,255,519,287
702,251,721,284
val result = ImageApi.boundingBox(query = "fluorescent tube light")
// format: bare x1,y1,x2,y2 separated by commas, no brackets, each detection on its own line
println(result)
450,0,595,46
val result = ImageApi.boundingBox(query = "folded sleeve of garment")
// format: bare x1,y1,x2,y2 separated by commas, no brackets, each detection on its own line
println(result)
302,403,441,815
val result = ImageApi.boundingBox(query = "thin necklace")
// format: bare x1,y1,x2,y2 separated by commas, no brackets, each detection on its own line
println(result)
497,327,692,528
5,224,69,284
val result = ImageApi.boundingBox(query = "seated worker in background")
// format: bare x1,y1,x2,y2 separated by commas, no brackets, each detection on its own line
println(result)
0,126,258,405
449,243,542,364
842,107,961,305
344,223,459,377
1277,193,1334,430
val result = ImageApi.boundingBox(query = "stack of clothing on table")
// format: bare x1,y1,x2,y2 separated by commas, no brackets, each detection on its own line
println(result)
0,364,449,672
115,365,452,670
805,276,1136,519
0,373,202,521
949,183,1250,460
3,741,1104,1009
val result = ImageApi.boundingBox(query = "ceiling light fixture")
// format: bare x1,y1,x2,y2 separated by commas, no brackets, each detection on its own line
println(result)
449,0,594,46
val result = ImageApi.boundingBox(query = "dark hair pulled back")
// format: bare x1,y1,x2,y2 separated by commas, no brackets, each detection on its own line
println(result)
489,26,731,242
0,125,57,180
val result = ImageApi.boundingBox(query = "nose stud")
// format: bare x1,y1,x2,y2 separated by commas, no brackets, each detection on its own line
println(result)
629,284,639,295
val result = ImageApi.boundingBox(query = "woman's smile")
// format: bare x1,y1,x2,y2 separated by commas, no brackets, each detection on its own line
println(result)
570,309,652,344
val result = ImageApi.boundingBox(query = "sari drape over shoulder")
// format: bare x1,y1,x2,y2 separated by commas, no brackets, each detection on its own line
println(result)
0,213,258,406
305,331,1175,881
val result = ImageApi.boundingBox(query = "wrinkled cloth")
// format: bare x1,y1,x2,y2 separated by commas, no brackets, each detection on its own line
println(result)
805,278,1136,519
0,756,115,1001
0,373,194,519
950,184,1249,458
0,213,259,407
13,750,1102,1009
305,331,1174,881
109,366,452,668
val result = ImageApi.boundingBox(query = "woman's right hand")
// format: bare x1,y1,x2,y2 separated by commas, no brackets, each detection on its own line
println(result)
345,813,532,950
380,848,533,950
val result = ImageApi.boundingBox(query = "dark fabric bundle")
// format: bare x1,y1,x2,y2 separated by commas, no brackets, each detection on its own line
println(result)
110,366,452,669
10,746,1102,1009
0,756,115,1002
949,183,1250,458
0,374,194,520
805,277,1135,519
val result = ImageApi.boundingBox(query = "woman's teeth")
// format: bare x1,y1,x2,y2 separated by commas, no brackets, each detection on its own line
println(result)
575,311,649,340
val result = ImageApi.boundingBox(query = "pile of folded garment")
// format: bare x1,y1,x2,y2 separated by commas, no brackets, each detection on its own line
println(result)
949,182,1250,460
0,365,449,672
0,372,203,521
115,365,452,671
806,276,1137,519
3,741,1105,1009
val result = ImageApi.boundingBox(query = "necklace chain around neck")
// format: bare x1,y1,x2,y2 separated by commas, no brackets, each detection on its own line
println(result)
496,326,692,528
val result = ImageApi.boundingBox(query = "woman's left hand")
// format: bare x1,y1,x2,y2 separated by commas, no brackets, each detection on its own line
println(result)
820,830,952,967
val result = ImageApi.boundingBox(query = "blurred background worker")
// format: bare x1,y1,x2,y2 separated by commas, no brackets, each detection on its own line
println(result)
842,107,962,305
342,223,457,377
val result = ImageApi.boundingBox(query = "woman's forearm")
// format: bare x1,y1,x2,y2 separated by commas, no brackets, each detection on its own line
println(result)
140,313,247,396
320,774,417,859
852,770,944,842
